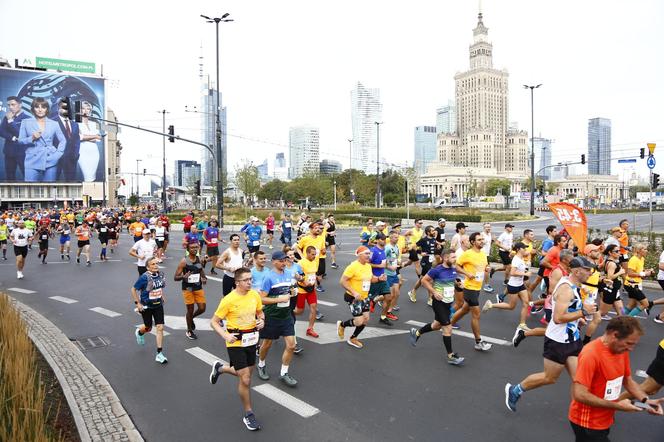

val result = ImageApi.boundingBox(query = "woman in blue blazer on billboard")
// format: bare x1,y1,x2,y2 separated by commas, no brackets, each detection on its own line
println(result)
18,97,66,182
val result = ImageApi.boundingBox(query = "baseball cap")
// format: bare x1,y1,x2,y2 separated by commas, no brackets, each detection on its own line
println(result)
392,223,402,228
271,251,287,260
249,216,258,222
142,230,151,236
456,222,467,229
438,218,446,223
505,223,515,228
583,244,601,255
375,232,387,241
376,221,386,227
569,256,596,270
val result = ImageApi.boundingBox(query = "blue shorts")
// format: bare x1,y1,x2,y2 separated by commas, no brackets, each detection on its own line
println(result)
59,235,70,245
387,274,400,287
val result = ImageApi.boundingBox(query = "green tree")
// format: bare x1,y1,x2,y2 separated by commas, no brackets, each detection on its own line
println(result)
234,160,261,204
128,194,139,206
257,179,287,202
485,178,511,196
630,185,651,198
523,177,545,193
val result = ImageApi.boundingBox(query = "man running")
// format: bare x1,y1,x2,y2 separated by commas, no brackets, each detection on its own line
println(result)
368,233,395,326
294,246,320,337
384,230,402,319
131,257,168,364
279,213,294,247
75,221,92,266
57,220,72,260
494,223,514,286
480,223,495,293
0,218,7,260
175,242,207,340
409,249,465,365
36,223,50,264
129,230,157,275
95,216,110,262
243,217,263,254
402,219,424,275
209,267,265,431
624,243,655,317
217,233,246,296
505,256,597,412
528,225,558,294
408,225,438,304
203,218,221,274
9,220,32,279
264,212,275,249
129,218,147,243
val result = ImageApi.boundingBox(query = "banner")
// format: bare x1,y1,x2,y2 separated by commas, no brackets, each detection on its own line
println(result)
0,67,105,183
548,202,587,251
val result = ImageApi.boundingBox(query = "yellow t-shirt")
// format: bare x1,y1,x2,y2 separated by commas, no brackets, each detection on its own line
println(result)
581,269,600,301
397,235,407,254
0,224,7,241
130,222,146,238
297,233,326,264
625,255,644,287
213,289,263,348
410,227,424,248
660,338,664,350
66,213,75,223
298,258,318,293
523,241,534,266
457,248,488,291
342,260,373,300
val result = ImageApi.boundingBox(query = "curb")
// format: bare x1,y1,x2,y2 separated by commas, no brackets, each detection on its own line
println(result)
9,296,144,442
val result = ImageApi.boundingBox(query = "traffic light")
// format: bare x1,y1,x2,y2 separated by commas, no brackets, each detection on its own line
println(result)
195,179,201,195
168,125,175,143
143,169,146,176
640,148,645,159
581,154,586,165
74,100,82,123
58,97,72,119
652,173,660,190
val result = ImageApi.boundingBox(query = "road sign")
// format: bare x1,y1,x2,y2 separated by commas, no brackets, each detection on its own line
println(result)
618,159,637,163
648,143,656,155
647,155,656,169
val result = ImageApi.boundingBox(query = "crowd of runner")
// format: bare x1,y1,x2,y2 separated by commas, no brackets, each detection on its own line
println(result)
2,207,663,439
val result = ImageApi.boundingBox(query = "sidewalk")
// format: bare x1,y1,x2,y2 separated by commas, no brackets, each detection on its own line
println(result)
9,296,143,442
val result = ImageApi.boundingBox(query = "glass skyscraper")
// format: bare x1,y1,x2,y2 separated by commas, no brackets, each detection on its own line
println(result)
588,118,611,175
414,126,437,176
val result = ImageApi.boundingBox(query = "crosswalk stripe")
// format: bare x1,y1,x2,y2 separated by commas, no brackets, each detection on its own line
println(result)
252,384,320,418
49,296,78,304
405,320,511,346
7,287,36,294
316,300,337,307
205,275,224,282
185,346,228,366
405,320,426,327
89,307,122,318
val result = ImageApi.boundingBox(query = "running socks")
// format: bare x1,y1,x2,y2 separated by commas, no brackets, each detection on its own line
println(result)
418,323,433,335
101,247,107,258
341,319,355,328
280,365,289,376
157,347,163,353
442,335,453,354
351,325,365,338
628,307,642,317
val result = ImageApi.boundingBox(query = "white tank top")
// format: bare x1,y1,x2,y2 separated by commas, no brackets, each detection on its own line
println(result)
224,248,244,277
545,277,582,344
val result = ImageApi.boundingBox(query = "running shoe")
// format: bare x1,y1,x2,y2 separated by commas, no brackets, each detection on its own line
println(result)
330,263,339,269
391,305,400,312
210,361,223,384
317,286,325,293
135,328,145,345
505,383,521,412
451,323,460,330
155,352,168,364
86,261,91,267
369,300,375,313
243,412,261,431
408,290,416,303
483,285,494,293
315,312,324,320
409,328,419,347
293,344,304,354
447,353,465,365
76,257,80,264
654,316,664,324
306,328,319,338
512,328,526,348
482,300,493,312
16,271,22,279
379,317,393,326
347,338,363,349
186,330,198,340
386,312,398,321
336,321,345,340
474,341,492,351
530,305,544,314
257,365,270,380
517,323,531,332
280,373,298,387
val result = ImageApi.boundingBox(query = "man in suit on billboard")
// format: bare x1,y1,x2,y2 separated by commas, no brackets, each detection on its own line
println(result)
54,104,81,182
0,96,30,180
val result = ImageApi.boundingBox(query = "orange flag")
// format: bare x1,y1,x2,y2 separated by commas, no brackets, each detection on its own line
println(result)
547,202,587,252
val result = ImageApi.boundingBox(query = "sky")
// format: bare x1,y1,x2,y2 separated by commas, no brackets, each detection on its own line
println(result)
1,0,663,194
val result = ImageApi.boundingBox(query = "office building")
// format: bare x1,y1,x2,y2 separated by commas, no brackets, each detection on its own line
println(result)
414,126,437,176
289,126,320,178
174,160,201,187
320,159,343,175
275,152,286,168
256,159,269,179
199,75,227,187
350,82,382,174
436,100,456,134
588,117,611,175
534,137,553,179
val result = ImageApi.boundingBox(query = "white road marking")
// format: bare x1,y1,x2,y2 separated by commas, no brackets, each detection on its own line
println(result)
7,287,36,294
49,296,78,304
163,315,213,331
205,275,224,282
636,370,649,379
296,320,408,344
405,320,511,346
185,346,227,366
42,261,69,264
89,307,122,318
93,259,122,263
252,384,320,418
316,300,337,307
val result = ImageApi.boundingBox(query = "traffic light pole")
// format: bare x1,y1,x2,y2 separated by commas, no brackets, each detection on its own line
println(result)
650,169,653,235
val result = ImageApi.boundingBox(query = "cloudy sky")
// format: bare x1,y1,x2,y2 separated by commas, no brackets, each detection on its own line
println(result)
1,0,663,192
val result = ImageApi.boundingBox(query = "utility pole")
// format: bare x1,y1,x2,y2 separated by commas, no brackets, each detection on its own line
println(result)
524,84,542,216
159,109,169,211
347,138,353,202
375,121,383,208
136,159,142,199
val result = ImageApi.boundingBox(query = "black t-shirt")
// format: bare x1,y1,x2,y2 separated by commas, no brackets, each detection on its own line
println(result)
417,236,437,264
435,227,446,243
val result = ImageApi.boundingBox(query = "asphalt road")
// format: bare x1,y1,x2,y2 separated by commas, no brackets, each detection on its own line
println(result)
1,226,663,441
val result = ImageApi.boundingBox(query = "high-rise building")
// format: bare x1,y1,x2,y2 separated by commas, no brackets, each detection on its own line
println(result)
256,159,269,179
534,137,552,179
174,160,201,187
275,152,286,168
289,126,320,179
200,75,227,187
414,126,437,176
588,118,611,175
273,152,288,180
350,82,382,174
320,159,343,175
436,100,456,135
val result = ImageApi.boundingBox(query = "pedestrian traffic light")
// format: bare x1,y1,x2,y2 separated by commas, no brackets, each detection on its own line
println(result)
143,169,146,176
640,148,645,159
168,125,175,143
195,179,201,195
652,173,660,190
58,97,72,119
581,154,586,165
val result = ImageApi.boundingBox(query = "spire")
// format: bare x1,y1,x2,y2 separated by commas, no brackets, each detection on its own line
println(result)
473,10,488,38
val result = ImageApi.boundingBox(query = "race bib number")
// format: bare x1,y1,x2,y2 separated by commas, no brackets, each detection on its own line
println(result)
241,331,259,347
603,376,623,401
284,222,291,228
187,273,200,284
306,274,317,285
136,228,142,234
64,230,70,235
211,238,218,244
428,255,434,263
41,234,48,240
100,228,107,232
277,297,291,308
148,288,163,300
475,271,484,282
361,280,371,292
252,240,260,246
83,231,89,237
442,287,454,303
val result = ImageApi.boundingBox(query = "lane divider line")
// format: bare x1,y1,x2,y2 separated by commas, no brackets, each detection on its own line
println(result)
316,300,338,307
252,384,321,418
89,307,122,318
49,296,78,304
185,346,228,366
7,287,37,294
405,320,511,346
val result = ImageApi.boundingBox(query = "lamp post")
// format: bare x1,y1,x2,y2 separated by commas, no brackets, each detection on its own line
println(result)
524,84,542,216
374,121,383,208
333,179,337,210
347,138,353,202
135,159,142,198
201,13,233,226
158,109,169,211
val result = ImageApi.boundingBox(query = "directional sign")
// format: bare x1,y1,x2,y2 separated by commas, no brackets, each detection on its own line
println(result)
647,155,656,169
648,143,657,155
618,159,637,163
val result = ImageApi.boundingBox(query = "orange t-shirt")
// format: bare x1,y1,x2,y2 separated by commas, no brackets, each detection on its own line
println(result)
130,222,146,238
75,225,91,241
569,338,631,430
618,229,629,255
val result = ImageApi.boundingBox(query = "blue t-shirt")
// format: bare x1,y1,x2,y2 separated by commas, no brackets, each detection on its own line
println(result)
133,271,166,307
260,269,294,320
426,265,458,303
245,225,262,244
541,238,554,253
251,266,269,291
204,226,219,245
281,220,293,236
196,221,207,240
385,244,400,277
370,246,386,277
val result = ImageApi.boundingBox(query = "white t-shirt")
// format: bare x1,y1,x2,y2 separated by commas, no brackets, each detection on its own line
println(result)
10,228,32,247
658,251,664,280
131,239,156,266
481,232,492,256
508,255,527,287
497,231,513,251
155,226,166,240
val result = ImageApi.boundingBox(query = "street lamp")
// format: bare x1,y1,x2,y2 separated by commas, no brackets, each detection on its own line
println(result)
524,84,542,216
374,121,383,208
135,159,142,198
347,138,353,202
158,109,169,211
201,13,233,226
333,179,337,210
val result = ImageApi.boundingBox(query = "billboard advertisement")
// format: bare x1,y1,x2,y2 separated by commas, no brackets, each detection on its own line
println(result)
0,67,105,183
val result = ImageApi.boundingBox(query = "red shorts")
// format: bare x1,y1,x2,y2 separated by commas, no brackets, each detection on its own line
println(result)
296,290,317,309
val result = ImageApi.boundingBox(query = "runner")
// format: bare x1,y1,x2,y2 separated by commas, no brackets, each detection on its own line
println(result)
449,232,492,351
494,223,515,286
257,251,299,387
158,212,170,255
528,225,558,294
243,217,263,254
599,244,626,320
293,246,320,337
435,218,447,251
618,219,631,271
129,218,147,243
505,256,597,412
196,215,208,250
0,218,7,260
360,219,376,247
203,218,221,274
264,212,275,249
209,267,265,431
131,257,168,364
337,246,377,349
181,212,194,234
402,219,424,275
409,249,465,365
325,214,338,269
217,233,246,296
154,219,166,263
95,216,110,262
174,242,207,340
36,223,50,264
74,221,92,266
624,243,654,317
408,226,438,304
480,222,495,293
383,230,402,320
9,220,32,278
106,214,119,255
295,220,327,294
129,230,157,275
368,232,395,326
279,212,294,247
251,251,269,292
580,244,604,344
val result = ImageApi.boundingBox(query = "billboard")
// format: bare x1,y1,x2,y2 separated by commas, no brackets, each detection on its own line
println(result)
0,67,105,183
